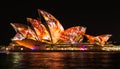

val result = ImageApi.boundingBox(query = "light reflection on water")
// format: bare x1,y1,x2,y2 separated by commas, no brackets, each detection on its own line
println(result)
0,52,120,69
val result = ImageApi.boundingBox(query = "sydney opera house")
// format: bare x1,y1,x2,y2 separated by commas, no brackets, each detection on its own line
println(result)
9,9,112,50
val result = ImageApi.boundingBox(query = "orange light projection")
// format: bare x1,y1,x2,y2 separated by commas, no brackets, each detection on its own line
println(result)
11,9,112,49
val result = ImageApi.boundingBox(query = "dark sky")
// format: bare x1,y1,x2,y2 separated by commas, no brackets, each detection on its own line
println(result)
0,1,120,45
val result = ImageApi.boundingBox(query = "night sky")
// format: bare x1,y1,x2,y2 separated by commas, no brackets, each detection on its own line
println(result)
0,1,120,45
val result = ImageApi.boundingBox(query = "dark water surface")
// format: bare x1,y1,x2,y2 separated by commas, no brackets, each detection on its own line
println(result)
0,51,120,69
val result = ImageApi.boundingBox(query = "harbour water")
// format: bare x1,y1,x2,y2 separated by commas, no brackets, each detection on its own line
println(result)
0,51,120,69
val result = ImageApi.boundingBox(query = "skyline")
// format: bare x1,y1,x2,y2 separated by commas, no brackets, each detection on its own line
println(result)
0,1,120,45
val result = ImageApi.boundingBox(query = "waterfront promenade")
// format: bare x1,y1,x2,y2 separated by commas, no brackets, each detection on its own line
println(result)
1,43,120,52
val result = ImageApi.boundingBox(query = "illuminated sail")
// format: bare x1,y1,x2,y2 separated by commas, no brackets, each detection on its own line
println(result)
85,34,96,44
12,33,25,40
96,34,112,46
15,39,46,50
11,9,114,50
85,34,112,46
10,23,29,38
27,26,38,40
27,18,51,41
38,9,64,43
60,26,86,44
10,23,37,40
99,34,112,42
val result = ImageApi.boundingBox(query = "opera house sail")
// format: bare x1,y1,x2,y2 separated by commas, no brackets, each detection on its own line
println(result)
85,34,112,46
11,23,38,40
27,18,51,42
38,9,65,43
10,9,112,50
59,26,86,44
